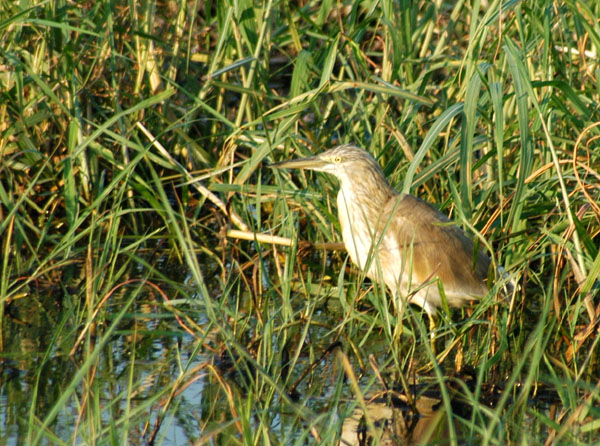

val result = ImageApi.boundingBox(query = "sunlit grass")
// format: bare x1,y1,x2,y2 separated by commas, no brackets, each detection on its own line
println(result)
1,0,599,445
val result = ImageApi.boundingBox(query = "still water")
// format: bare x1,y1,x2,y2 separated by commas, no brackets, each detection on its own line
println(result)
0,268,587,445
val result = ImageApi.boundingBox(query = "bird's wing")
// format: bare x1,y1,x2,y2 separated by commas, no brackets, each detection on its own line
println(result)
378,194,490,297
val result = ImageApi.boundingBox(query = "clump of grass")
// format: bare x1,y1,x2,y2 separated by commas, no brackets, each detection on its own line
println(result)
1,0,599,445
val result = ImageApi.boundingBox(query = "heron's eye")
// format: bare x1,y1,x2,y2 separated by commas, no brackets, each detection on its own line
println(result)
333,155,342,163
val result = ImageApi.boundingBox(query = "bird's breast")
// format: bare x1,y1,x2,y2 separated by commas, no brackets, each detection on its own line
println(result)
337,189,388,277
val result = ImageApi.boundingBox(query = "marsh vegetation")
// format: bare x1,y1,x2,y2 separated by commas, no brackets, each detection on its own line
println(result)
1,0,599,444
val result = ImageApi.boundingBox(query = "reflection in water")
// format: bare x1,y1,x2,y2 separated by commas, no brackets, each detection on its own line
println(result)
340,392,445,446
0,272,582,445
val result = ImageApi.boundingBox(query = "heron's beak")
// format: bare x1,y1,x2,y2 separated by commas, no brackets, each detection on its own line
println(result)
270,155,329,171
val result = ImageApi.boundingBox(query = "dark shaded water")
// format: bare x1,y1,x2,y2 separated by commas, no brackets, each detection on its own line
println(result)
0,272,590,445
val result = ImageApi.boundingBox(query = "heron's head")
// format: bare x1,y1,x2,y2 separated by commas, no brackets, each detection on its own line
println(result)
271,144,386,187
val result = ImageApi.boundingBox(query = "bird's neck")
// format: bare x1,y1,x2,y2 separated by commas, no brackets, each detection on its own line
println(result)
335,175,395,273
336,175,394,223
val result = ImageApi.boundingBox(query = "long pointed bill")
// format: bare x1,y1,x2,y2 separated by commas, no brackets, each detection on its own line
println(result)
269,155,328,171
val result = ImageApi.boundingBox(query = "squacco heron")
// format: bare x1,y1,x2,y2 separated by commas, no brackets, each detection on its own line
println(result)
272,144,491,318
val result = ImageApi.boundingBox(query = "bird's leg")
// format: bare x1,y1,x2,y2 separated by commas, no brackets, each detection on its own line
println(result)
428,312,438,356
391,293,405,342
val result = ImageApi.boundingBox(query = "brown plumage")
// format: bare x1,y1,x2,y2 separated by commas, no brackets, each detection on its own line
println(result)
272,144,491,317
